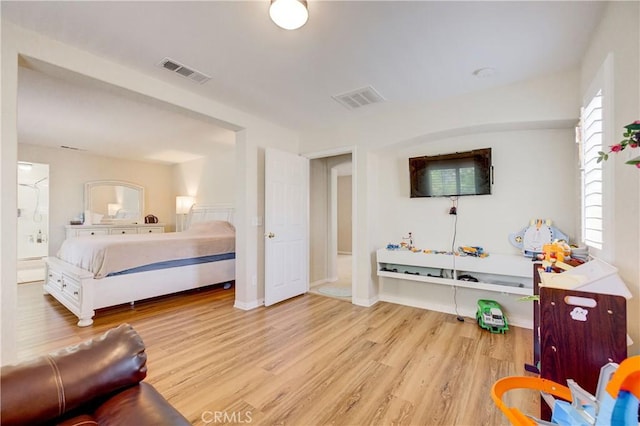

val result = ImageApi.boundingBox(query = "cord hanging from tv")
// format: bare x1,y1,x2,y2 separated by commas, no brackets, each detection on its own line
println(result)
409,148,492,197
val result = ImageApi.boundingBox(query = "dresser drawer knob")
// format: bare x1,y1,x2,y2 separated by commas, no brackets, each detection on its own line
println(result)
73,291,79,296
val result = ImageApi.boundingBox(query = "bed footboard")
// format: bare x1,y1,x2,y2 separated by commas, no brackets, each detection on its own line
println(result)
44,257,96,327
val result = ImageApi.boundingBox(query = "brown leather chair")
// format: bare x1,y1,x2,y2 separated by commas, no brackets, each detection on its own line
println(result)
1,324,190,426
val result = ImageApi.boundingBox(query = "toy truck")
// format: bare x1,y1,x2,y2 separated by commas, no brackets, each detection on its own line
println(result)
476,299,509,334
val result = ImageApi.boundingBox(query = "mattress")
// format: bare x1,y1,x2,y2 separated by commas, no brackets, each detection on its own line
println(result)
57,220,235,278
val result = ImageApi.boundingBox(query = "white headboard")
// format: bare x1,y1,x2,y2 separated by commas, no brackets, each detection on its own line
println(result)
186,204,234,229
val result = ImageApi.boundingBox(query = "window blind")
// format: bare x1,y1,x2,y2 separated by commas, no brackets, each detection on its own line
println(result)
581,89,603,249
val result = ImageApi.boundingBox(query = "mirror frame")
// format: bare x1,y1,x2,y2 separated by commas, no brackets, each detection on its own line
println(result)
84,180,145,224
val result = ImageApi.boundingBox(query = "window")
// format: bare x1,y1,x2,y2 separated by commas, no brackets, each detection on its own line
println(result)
428,160,477,196
579,54,614,258
580,90,604,249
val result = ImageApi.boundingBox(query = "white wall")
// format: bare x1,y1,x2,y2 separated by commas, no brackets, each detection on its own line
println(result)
375,129,577,254
173,142,236,207
309,159,329,284
373,128,576,326
338,175,352,254
580,1,640,355
1,21,298,364
301,69,580,308
18,143,175,253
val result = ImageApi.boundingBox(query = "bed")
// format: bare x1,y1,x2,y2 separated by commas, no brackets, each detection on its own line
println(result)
44,205,235,326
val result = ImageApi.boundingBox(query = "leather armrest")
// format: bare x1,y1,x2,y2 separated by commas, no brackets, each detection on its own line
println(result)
56,383,190,426
97,382,190,425
1,324,147,426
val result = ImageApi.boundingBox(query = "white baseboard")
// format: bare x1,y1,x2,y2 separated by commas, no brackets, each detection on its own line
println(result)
338,251,352,255
378,293,532,329
380,294,456,315
310,277,341,288
310,279,330,288
503,316,532,329
234,298,264,310
352,296,379,307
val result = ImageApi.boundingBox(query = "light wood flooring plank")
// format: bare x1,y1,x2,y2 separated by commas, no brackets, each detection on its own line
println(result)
14,281,539,425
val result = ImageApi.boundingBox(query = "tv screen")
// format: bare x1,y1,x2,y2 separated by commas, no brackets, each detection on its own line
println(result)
409,148,492,197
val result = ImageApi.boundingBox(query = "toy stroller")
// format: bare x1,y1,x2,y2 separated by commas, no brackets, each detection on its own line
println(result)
491,355,640,425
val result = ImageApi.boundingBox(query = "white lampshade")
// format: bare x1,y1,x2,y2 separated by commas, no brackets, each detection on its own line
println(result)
176,196,195,215
269,0,308,30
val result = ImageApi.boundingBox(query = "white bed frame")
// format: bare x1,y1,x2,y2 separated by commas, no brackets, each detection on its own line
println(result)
44,205,235,327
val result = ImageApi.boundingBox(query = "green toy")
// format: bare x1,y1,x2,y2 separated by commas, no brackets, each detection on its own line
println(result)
476,299,509,334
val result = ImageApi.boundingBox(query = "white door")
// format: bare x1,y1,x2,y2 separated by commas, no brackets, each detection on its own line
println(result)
264,148,309,306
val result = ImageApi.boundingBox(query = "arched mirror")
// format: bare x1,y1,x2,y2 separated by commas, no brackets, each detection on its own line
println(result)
85,180,144,224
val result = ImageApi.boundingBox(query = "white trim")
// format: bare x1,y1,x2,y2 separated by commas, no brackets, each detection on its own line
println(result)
581,90,604,249
352,295,379,307
351,146,359,306
378,294,532,329
329,167,338,281
234,299,264,310
582,53,615,262
309,278,332,287
303,146,354,160
303,146,359,307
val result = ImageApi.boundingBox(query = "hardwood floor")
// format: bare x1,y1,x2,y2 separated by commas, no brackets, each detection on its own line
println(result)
15,282,539,425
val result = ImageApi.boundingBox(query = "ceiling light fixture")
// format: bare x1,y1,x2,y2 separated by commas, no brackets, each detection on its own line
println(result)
269,0,308,30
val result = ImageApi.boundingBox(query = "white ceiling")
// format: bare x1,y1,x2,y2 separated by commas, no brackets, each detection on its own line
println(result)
3,1,606,163
17,61,237,164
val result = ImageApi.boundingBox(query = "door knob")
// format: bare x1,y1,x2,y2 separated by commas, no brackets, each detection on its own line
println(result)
265,232,275,239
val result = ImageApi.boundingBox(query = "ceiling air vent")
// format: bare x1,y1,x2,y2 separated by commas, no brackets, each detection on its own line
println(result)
157,57,211,84
332,86,385,110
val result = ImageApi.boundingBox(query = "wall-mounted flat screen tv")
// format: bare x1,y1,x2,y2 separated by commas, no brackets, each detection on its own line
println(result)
409,148,492,197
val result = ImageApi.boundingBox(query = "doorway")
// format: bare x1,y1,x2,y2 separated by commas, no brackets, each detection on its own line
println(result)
17,161,49,283
308,153,353,301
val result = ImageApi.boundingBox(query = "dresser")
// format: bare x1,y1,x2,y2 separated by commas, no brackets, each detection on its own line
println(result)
65,223,165,238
